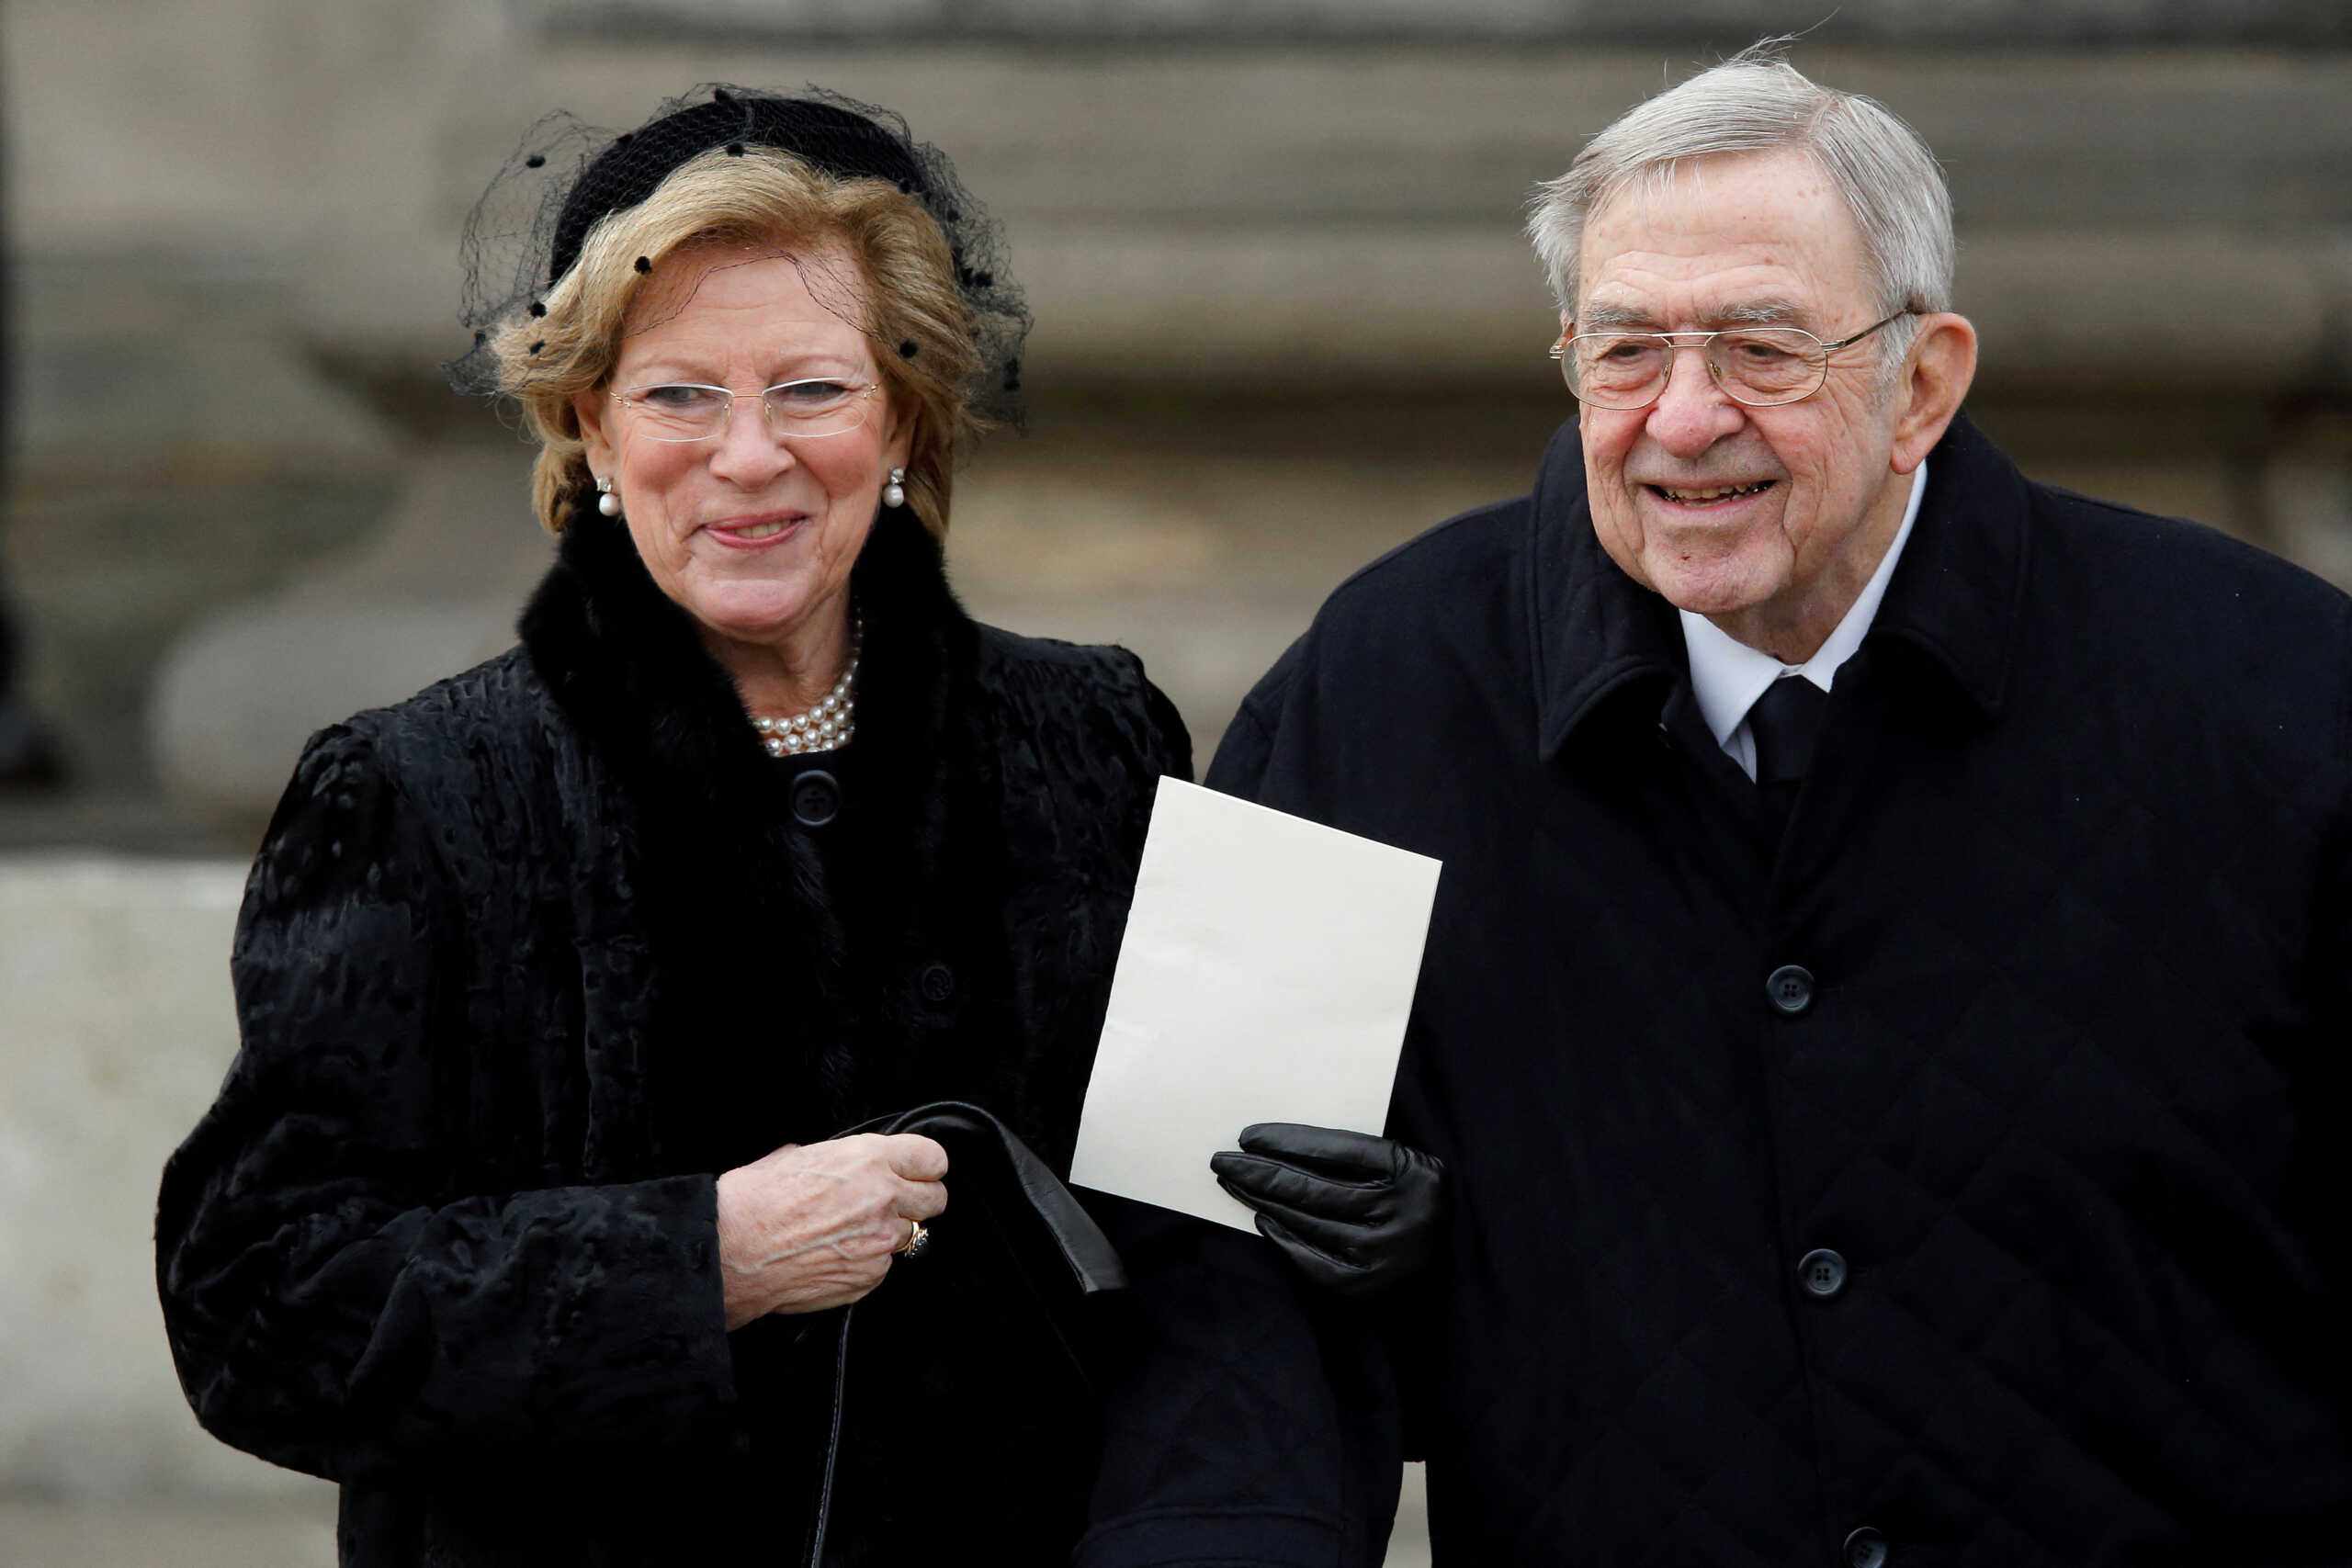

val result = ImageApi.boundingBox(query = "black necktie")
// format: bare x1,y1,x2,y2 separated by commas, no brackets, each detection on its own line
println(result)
1747,675,1828,822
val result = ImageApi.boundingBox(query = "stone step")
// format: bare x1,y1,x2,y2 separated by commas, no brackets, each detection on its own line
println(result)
544,0,2347,46
19,6,2349,387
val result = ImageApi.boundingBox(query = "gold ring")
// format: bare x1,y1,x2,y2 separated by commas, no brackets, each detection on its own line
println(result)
896,1219,930,1258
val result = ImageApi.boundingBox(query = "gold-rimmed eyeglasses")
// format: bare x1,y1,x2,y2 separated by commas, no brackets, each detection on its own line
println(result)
610,378,880,443
1548,309,1916,411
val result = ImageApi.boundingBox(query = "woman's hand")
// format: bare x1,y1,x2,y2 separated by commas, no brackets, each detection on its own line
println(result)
715,1133,949,1328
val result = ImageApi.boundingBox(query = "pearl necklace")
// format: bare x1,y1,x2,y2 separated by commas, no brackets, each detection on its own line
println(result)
752,618,862,757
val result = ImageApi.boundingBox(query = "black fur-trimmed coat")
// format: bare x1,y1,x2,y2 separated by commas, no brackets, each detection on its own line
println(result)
155,507,1191,1565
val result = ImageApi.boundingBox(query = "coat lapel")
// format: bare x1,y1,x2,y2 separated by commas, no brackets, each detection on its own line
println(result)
1527,418,1687,765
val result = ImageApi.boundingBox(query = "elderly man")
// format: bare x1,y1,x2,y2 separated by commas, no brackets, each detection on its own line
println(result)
1194,42,2352,1568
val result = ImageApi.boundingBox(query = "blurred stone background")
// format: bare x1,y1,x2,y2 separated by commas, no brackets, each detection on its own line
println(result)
2,2,2348,1562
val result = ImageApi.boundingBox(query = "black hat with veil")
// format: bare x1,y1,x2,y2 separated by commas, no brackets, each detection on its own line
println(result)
446,84,1030,428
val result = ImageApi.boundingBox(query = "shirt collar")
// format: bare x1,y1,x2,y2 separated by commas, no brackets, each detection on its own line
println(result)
1679,457,1927,750
1532,411,2028,764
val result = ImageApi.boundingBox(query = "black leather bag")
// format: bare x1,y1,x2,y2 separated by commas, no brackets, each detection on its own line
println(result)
847,1100,1125,1299
799,1100,1125,1565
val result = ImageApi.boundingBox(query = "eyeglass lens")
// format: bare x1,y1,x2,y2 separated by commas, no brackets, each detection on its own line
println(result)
622,380,871,442
1564,330,1828,410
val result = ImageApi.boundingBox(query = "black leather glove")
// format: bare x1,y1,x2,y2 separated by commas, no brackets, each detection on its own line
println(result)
1209,1122,1445,1300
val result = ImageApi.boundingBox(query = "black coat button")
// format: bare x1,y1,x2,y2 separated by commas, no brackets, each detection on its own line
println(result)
1799,1248,1849,1300
1766,964,1815,1015
789,770,840,828
1843,1526,1889,1567
918,962,956,1004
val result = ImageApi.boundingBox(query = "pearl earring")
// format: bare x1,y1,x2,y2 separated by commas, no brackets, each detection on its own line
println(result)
595,476,621,517
882,467,906,509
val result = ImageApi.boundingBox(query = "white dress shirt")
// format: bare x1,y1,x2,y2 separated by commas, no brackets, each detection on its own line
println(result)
1679,460,1928,781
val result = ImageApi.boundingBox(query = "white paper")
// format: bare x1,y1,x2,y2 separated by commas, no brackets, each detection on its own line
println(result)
1070,778,1442,1231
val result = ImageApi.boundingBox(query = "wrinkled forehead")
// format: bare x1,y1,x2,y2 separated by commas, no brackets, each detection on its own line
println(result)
1574,149,1873,325
604,243,890,390
603,236,889,389
624,231,869,329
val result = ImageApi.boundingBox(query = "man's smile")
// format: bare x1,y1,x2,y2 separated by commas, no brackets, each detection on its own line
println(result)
1646,479,1777,507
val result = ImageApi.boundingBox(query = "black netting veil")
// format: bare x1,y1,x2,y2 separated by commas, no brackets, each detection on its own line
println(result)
447,84,1029,426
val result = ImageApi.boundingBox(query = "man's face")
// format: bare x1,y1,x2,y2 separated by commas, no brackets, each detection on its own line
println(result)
1576,149,1914,653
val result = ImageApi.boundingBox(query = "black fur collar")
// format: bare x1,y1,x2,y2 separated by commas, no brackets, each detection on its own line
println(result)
516,497,994,1156
516,494,976,809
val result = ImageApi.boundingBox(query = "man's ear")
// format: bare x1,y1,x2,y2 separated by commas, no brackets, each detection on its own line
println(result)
1890,312,1977,475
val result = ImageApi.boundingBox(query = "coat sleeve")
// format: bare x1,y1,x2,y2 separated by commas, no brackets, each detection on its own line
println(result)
1079,1197,1401,1568
1078,640,1403,1568
1116,644,1195,787
154,723,738,1481
1200,639,1298,799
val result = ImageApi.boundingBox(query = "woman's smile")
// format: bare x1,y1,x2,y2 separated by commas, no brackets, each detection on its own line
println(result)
703,510,808,547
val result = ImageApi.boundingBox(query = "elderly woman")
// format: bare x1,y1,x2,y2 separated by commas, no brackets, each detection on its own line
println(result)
157,86,1442,1568
153,87,1201,1565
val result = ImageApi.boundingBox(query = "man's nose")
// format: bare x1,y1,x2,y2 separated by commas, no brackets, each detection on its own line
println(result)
707,397,796,483
1643,346,1744,458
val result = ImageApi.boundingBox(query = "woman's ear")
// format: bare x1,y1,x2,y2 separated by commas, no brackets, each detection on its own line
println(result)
878,394,916,479
574,389,618,479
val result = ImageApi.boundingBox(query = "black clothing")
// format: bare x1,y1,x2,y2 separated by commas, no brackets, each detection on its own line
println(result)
156,508,1191,1566
1209,414,2352,1565
1210,1123,1449,1298
1748,672,1828,781
1750,674,1830,825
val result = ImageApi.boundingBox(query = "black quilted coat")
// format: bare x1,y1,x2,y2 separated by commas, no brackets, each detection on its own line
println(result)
155,505,1191,1565
1208,414,2352,1565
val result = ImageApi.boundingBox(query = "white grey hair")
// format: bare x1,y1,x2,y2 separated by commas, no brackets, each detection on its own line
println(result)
1526,39,1953,363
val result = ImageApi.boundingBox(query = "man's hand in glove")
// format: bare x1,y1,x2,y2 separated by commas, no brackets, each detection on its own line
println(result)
1209,1122,1445,1300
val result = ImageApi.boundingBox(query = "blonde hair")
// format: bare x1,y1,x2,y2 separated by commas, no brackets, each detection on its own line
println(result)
488,145,981,536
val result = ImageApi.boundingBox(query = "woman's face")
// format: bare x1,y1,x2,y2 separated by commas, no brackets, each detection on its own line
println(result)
576,237,910,661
